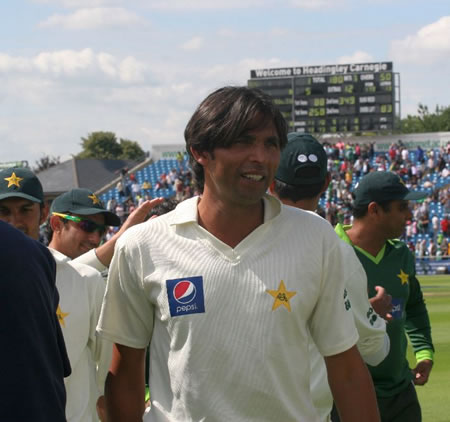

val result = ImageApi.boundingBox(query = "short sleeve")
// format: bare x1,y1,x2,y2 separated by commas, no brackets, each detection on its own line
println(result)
308,233,359,357
342,244,389,366
96,238,154,349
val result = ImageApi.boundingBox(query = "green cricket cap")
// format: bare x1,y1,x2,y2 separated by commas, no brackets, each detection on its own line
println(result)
50,188,120,226
353,171,427,207
0,167,44,203
275,132,327,186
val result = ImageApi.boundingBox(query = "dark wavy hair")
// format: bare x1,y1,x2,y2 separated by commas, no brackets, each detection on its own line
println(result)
184,86,288,193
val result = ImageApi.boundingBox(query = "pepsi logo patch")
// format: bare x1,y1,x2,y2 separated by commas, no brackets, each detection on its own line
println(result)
166,276,205,317
391,298,404,320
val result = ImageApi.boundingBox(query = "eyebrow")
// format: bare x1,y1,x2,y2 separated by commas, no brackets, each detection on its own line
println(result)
238,134,280,143
266,135,280,143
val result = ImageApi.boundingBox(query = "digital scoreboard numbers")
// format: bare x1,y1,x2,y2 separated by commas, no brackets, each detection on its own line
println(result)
248,62,397,134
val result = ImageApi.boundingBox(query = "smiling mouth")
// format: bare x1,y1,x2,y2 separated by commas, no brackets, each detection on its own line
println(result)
242,174,264,181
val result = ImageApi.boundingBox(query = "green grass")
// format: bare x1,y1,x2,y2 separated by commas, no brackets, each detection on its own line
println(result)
406,274,450,422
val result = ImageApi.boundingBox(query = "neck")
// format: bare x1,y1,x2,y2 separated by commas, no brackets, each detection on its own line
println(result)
49,238,72,259
197,193,265,248
346,220,386,257
280,196,318,212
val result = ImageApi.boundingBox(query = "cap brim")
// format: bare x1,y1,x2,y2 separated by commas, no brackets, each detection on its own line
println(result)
404,191,427,201
0,192,42,203
75,208,121,226
276,175,326,186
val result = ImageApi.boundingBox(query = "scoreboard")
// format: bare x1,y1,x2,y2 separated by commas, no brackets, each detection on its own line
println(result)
248,62,399,134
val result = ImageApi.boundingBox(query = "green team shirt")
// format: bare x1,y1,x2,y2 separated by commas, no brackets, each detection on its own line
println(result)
335,223,434,397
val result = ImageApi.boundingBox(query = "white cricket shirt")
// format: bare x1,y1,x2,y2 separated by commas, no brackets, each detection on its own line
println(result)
97,195,359,422
51,249,112,422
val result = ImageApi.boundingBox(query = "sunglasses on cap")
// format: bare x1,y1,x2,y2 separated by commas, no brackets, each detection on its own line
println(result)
52,212,107,236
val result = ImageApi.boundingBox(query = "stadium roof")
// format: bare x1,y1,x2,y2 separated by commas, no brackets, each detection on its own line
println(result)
37,157,141,198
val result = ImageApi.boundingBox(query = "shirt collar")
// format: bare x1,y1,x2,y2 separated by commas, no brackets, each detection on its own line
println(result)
335,223,387,264
169,196,199,226
48,247,71,263
169,194,282,226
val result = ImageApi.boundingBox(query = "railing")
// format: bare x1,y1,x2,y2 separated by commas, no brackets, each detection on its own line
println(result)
415,256,450,275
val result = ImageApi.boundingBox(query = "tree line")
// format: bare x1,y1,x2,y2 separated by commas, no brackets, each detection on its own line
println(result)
34,131,146,172
400,103,450,133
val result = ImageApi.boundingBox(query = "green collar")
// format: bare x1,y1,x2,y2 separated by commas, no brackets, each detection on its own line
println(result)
335,223,386,264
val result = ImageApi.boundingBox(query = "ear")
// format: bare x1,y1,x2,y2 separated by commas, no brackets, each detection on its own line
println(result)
268,180,276,195
39,203,49,225
367,202,379,216
190,146,210,166
49,214,64,233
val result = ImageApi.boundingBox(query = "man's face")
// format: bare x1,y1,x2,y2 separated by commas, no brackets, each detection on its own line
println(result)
378,200,413,239
0,197,46,240
55,213,106,259
200,120,281,207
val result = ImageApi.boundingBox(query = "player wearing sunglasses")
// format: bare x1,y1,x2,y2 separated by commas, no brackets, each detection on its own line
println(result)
43,188,122,422
47,188,163,422
48,189,121,260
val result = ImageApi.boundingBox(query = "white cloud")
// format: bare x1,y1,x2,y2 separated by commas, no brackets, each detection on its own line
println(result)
146,0,343,10
118,56,146,83
181,57,289,88
0,52,293,163
390,16,450,64
39,7,142,30
337,50,374,64
0,54,33,72
32,0,123,7
33,48,95,75
288,0,343,9
180,37,204,51
148,0,265,9
97,53,118,78
0,49,147,83
33,0,344,11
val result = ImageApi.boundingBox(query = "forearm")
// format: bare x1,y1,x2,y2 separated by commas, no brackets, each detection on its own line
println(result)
94,237,117,267
105,344,146,422
326,346,380,422
105,371,145,422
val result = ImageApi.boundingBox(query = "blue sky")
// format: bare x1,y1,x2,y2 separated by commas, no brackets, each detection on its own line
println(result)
1,0,449,166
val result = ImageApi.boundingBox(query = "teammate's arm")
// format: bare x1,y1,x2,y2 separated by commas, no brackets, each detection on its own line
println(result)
105,343,146,422
325,345,380,422
94,198,164,267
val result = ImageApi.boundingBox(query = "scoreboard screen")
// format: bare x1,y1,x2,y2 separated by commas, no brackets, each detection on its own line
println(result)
248,62,398,134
